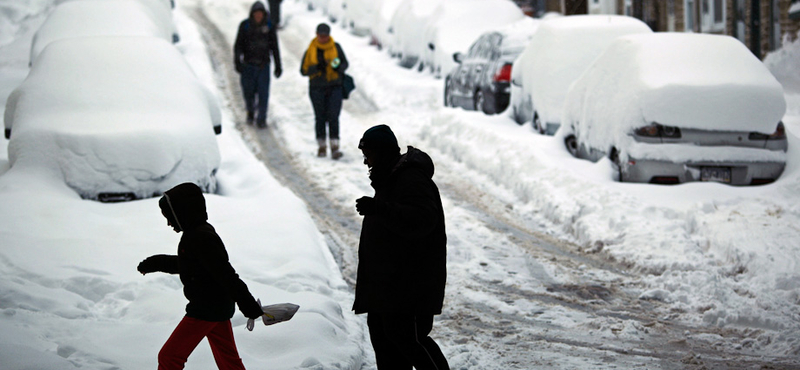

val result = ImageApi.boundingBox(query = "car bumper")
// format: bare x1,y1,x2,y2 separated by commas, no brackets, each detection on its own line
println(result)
622,157,786,185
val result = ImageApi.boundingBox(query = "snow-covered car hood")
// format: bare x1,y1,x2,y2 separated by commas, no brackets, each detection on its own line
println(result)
5,36,221,200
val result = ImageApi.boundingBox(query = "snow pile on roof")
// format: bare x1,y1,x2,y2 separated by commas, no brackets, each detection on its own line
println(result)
563,33,786,151
389,0,444,61
424,0,524,75
521,15,652,125
30,0,175,62
5,36,220,199
497,16,541,53
0,0,51,47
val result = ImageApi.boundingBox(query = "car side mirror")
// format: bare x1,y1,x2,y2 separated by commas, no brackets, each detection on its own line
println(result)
428,43,435,51
453,52,463,64
511,77,521,87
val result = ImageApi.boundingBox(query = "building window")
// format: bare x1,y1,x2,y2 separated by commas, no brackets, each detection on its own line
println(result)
791,0,800,20
700,0,725,33
685,0,696,31
624,0,632,16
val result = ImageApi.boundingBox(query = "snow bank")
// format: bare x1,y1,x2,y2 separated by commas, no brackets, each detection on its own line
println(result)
765,30,800,94
520,15,652,127
30,0,175,63
0,0,52,46
6,36,221,200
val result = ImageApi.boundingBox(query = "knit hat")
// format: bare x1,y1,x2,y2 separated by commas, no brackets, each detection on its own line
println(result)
359,125,400,155
316,23,330,35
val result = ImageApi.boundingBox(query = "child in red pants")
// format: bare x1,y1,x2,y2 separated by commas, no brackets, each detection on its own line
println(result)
138,183,264,369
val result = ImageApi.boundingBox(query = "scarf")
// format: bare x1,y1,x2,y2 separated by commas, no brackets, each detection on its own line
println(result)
302,37,339,82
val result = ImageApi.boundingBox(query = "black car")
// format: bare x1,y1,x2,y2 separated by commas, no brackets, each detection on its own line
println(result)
444,31,525,115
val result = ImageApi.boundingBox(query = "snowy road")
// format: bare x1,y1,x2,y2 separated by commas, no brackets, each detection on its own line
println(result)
188,2,799,369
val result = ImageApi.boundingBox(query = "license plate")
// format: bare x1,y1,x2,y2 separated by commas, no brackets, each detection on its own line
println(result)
701,166,731,183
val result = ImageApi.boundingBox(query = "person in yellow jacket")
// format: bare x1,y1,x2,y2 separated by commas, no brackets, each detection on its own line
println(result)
300,23,349,159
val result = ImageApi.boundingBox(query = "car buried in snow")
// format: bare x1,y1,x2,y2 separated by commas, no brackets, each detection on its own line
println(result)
4,37,222,201
560,33,788,185
445,17,539,115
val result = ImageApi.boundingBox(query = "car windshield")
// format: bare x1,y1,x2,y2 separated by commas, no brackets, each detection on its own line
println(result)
502,46,524,56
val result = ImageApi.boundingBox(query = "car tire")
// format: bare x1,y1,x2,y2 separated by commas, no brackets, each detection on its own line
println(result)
564,135,579,157
474,90,487,114
610,148,623,182
512,106,524,125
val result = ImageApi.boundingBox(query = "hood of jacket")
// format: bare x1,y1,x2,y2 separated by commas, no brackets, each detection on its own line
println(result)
393,146,434,179
159,182,208,232
250,1,267,19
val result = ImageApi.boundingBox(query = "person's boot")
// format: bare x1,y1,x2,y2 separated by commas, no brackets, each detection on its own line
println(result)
330,139,343,160
317,139,327,157
246,111,254,125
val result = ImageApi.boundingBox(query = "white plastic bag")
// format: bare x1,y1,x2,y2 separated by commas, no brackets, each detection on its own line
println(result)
246,299,300,331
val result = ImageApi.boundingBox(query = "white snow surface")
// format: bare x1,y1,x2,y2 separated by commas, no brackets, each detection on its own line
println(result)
1,0,800,369
520,15,652,126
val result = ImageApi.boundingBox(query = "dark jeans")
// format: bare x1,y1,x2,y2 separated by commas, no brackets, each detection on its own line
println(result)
367,312,450,370
309,85,343,140
240,63,271,124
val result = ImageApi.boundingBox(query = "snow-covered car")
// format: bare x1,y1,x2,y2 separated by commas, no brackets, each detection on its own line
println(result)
445,17,539,115
560,33,788,185
30,0,178,64
4,36,222,201
341,0,378,36
388,0,444,69
305,0,329,12
510,15,651,134
368,0,403,52
422,0,524,78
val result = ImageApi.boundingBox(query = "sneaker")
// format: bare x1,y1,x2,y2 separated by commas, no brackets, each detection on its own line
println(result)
246,111,254,125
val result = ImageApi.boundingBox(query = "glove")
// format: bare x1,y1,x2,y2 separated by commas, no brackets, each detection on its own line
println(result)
242,298,265,320
356,196,379,216
137,254,170,275
274,65,282,78
235,61,243,74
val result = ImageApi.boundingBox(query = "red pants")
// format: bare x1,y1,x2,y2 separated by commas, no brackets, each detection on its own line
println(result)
158,316,246,370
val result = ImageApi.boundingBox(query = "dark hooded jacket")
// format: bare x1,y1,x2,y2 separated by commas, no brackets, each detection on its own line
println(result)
352,147,447,315
234,2,281,70
154,183,262,321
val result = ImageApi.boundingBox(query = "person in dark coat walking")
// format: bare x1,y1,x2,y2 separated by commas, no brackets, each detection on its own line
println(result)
234,1,282,128
354,125,450,370
138,182,264,370
300,23,348,159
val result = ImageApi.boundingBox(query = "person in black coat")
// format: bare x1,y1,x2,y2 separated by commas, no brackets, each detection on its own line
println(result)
138,183,264,370
354,125,450,370
234,1,282,128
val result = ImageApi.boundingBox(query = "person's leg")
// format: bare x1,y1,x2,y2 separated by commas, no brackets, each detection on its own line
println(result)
327,86,343,140
376,313,449,370
368,313,413,370
240,65,257,123
206,320,247,370
255,66,271,127
414,315,450,370
158,316,216,370
309,88,327,156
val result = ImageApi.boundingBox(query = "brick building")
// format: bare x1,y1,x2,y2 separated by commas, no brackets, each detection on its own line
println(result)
518,0,800,59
